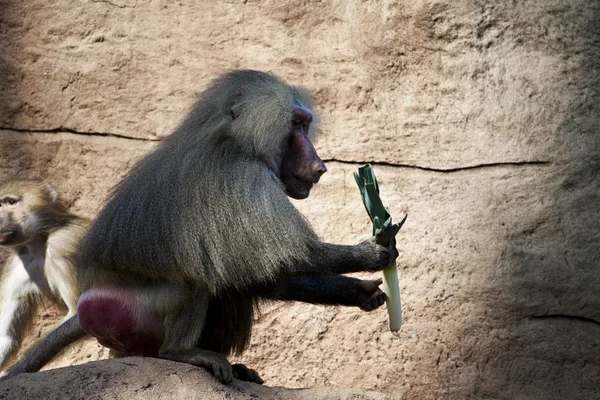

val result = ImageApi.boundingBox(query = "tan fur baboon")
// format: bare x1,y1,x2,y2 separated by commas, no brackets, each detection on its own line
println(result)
0,180,87,372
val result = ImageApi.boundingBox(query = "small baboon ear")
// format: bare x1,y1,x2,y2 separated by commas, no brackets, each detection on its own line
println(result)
46,184,59,203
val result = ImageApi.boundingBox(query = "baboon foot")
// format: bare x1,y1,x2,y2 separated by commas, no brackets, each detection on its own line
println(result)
232,363,264,384
160,348,233,384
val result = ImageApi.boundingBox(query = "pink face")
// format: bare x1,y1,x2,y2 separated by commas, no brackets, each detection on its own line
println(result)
0,195,26,246
279,104,327,199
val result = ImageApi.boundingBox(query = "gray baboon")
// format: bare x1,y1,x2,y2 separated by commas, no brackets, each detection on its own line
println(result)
8,70,396,384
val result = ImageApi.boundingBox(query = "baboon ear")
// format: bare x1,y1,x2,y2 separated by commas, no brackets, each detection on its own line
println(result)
46,184,59,203
231,92,244,119
231,104,242,120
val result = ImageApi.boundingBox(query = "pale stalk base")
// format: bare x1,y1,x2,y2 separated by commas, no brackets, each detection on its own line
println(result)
382,262,402,332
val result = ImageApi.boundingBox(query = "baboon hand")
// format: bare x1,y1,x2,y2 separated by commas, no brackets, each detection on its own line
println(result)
358,237,399,272
355,278,388,311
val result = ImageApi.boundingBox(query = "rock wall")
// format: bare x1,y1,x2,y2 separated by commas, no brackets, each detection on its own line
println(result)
1,1,599,399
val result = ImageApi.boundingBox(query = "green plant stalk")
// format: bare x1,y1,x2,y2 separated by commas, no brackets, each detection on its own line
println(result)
381,261,402,331
354,164,407,332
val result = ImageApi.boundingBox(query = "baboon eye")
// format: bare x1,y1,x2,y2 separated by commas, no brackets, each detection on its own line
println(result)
292,119,309,132
7,199,17,206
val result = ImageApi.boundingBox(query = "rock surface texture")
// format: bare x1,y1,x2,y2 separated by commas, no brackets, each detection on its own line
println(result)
0,1,599,399
0,357,391,400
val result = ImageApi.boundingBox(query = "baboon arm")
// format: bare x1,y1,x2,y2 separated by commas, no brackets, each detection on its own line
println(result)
301,240,396,275
4,314,86,376
0,258,41,369
260,275,387,311
0,297,34,370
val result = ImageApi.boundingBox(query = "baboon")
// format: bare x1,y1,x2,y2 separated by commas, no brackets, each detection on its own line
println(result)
8,70,396,383
0,180,87,371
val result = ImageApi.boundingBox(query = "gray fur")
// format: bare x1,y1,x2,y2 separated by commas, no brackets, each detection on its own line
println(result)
78,70,317,292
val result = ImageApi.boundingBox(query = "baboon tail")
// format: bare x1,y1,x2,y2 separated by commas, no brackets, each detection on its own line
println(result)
5,314,87,377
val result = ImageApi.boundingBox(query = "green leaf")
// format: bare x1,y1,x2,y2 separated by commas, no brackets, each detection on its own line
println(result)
353,164,406,245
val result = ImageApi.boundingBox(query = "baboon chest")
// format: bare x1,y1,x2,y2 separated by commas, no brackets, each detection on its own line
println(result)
17,247,52,294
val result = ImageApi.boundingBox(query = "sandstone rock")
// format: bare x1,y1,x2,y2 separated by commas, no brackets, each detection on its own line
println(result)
0,357,391,400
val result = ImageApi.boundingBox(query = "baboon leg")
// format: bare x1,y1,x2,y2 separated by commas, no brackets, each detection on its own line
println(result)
157,290,233,383
3,315,86,377
78,286,233,383
0,261,40,370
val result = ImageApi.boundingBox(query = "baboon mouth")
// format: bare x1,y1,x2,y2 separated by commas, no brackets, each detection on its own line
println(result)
291,176,315,191
285,175,314,200
293,174,319,185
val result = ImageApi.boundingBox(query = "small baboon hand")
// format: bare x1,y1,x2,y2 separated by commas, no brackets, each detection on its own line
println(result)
357,237,398,272
355,278,387,311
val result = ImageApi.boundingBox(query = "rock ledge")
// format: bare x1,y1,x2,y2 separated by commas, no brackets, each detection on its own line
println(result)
0,357,391,400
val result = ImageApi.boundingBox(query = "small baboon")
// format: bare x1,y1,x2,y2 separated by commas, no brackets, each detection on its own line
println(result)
8,70,396,383
0,180,87,371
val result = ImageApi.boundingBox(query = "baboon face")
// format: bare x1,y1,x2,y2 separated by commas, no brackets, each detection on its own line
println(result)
0,182,59,246
0,193,27,246
279,103,327,200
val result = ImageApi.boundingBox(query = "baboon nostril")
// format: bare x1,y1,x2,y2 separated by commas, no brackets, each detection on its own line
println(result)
316,162,327,175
